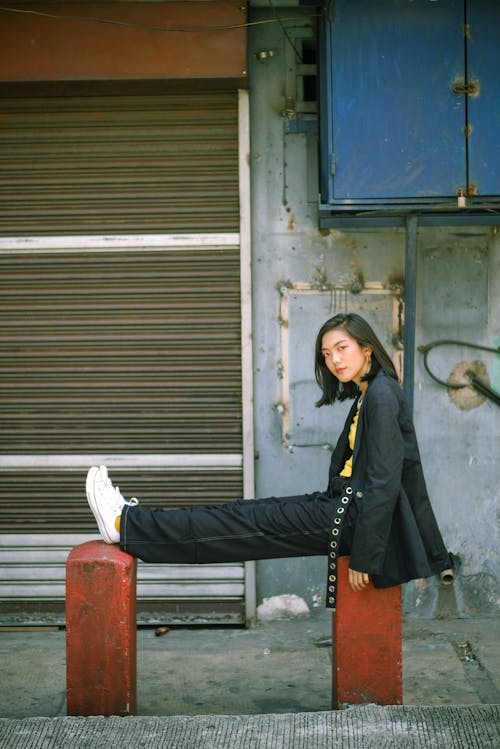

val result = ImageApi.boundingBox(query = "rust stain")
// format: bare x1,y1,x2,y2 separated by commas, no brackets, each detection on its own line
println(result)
385,271,405,293
349,262,365,294
447,360,489,410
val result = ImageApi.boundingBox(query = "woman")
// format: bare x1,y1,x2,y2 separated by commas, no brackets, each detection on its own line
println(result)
86,312,452,608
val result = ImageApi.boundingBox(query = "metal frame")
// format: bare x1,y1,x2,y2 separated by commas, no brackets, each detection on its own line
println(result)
0,234,240,254
319,211,500,229
278,281,404,449
238,88,257,626
0,454,242,470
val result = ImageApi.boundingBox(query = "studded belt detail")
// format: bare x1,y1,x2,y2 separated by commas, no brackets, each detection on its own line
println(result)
325,485,354,611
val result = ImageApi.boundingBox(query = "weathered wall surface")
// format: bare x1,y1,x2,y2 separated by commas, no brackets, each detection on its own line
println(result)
408,227,500,617
248,8,499,618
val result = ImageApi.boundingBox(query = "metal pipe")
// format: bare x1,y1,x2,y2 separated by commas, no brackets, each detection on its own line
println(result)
403,214,418,415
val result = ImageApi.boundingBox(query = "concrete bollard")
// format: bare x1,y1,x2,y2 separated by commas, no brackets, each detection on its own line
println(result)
66,540,137,716
332,555,402,708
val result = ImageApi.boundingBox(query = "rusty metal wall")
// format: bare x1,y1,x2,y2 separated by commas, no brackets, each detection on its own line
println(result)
0,92,239,235
0,2,247,83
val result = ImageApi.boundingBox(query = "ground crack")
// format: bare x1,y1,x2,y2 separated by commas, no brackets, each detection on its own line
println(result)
454,640,500,704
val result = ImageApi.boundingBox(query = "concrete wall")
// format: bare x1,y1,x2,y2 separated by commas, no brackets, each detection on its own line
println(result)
247,7,499,618
410,226,500,617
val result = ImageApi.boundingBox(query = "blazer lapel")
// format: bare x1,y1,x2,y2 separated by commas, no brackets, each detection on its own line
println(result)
352,401,364,466
333,399,359,467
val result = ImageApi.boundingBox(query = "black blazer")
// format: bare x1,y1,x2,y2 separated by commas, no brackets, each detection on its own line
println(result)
328,369,451,588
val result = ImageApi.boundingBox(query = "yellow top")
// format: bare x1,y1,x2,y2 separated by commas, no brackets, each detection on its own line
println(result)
339,405,360,478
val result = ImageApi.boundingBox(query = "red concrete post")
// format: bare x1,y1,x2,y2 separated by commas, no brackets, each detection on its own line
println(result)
66,540,137,716
332,555,402,708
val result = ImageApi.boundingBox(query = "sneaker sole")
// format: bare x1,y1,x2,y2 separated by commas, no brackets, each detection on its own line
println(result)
85,466,116,544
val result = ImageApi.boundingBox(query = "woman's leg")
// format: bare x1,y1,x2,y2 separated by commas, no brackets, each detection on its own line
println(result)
121,493,346,565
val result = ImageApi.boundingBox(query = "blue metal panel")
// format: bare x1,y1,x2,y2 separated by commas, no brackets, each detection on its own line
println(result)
319,7,335,206
324,0,465,203
466,0,500,197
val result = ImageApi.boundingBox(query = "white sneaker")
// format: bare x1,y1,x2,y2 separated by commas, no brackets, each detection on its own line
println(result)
86,465,138,544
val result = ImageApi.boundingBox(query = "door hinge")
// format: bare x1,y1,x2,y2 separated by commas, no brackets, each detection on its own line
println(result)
452,78,480,97
330,153,336,176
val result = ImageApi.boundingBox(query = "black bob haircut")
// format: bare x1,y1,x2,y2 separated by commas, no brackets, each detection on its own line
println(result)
314,312,398,406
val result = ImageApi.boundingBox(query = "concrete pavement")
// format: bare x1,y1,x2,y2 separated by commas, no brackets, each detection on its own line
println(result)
0,616,499,747
1,706,500,748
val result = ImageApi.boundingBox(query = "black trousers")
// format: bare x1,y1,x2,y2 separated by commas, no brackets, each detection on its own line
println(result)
120,484,357,567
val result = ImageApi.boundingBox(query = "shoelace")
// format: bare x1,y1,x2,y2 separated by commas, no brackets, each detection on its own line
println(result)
106,479,139,509
115,488,138,507
114,486,139,507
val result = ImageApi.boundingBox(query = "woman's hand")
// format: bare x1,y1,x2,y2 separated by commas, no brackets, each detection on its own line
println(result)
348,567,370,592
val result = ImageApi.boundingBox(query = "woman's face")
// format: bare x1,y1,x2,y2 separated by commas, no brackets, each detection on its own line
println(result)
321,327,372,388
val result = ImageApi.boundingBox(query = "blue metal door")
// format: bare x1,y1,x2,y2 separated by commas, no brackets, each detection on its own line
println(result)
466,0,500,197
322,0,466,206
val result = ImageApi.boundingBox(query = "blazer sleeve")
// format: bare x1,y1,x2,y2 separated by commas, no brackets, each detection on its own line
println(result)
348,382,404,575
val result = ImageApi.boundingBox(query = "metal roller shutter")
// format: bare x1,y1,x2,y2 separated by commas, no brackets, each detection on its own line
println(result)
0,91,251,624
0,92,239,235
0,242,242,461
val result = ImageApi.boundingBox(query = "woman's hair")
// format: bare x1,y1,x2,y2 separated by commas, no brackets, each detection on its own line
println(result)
315,312,398,406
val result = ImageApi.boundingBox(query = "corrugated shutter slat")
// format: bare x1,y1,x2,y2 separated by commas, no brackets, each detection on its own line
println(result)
0,93,239,234
0,247,242,460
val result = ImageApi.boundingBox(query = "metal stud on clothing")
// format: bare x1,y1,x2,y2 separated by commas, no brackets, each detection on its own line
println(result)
326,485,354,611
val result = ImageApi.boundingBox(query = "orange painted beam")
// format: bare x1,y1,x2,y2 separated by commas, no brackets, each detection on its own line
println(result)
332,555,402,708
66,540,137,716
0,2,247,82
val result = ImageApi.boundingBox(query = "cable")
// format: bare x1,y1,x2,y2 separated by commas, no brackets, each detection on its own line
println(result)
418,340,500,406
267,0,303,64
0,6,321,33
